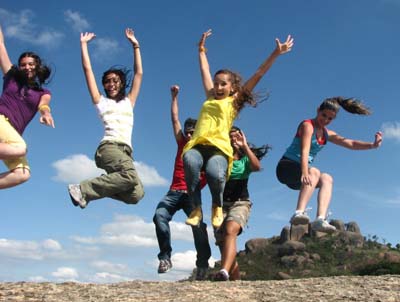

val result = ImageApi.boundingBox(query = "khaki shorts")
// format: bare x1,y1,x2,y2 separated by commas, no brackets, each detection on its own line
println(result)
0,115,29,170
214,200,252,245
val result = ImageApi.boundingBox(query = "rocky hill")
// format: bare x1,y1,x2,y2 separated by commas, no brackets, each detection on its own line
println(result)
209,219,400,281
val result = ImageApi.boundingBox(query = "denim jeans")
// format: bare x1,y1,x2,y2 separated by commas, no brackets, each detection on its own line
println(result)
153,190,211,268
183,145,228,208
80,141,144,204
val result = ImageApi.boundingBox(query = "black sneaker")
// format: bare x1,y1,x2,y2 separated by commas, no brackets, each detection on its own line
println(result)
157,259,172,273
195,267,208,281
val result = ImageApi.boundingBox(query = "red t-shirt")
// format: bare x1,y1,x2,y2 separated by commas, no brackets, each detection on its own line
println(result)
170,136,206,191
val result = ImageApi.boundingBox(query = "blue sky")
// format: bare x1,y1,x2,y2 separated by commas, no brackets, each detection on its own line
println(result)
0,0,399,283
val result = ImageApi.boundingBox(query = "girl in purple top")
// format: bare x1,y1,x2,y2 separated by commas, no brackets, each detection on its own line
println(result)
0,25,54,189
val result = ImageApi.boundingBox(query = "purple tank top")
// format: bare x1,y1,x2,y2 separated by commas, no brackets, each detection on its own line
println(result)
0,74,51,134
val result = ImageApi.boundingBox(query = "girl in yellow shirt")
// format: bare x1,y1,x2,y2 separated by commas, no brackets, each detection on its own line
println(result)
183,29,293,228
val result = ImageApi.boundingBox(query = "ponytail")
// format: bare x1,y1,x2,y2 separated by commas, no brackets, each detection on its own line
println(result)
319,97,371,115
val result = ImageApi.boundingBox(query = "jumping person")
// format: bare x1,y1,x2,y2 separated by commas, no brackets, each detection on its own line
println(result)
153,85,211,280
276,97,382,233
213,127,269,281
0,24,55,189
68,28,144,208
183,29,293,228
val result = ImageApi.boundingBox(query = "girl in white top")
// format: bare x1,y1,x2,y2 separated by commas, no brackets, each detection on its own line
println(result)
68,28,144,209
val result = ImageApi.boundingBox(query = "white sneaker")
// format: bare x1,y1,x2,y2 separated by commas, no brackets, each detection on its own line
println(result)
290,212,310,225
68,184,87,209
311,219,336,234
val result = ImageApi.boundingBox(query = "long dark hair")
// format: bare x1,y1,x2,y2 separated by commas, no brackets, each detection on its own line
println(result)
101,66,132,102
319,97,371,115
230,126,271,160
214,69,258,114
8,51,51,90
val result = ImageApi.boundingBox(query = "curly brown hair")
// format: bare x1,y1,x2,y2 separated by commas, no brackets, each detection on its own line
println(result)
214,69,257,114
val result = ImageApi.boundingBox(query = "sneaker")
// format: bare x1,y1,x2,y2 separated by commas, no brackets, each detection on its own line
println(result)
311,219,336,234
68,184,87,209
290,212,310,225
213,269,229,282
186,206,202,227
211,206,223,228
157,258,172,274
195,267,208,281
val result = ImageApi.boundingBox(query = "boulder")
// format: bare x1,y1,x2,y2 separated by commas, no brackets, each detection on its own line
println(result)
245,238,270,254
346,221,361,234
278,240,306,256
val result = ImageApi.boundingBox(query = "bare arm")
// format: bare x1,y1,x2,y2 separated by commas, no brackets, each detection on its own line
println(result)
126,28,143,107
299,122,313,186
170,85,183,142
0,25,12,75
243,35,294,92
198,29,214,98
38,94,55,128
328,130,383,150
80,32,101,104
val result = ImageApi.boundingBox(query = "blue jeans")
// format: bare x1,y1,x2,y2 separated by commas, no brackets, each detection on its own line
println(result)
183,145,228,208
153,190,211,268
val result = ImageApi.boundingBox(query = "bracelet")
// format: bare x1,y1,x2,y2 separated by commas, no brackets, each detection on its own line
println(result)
134,45,140,49
38,104,51,113
199,46,207,53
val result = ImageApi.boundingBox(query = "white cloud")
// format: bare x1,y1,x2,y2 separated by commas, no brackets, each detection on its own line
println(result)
52,154,168,187
64,10,90,32
90,261,127,274
42,239,62,251
51,267,78,281
0,8,63,48
169,221,195,241
28,276,48,282
0,238,63,260
52,154,104,183
71,214,158,247
135,161,169,187
92,38,120,60
382,122,400,142
91,272,131,283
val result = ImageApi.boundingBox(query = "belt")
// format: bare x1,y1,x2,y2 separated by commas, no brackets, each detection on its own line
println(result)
224,197,250,202
170,189,188,194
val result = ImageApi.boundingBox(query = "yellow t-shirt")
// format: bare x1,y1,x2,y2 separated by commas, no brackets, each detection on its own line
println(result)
183,96,237,177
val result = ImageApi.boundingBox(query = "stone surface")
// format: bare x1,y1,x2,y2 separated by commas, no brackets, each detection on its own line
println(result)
0,276,399,302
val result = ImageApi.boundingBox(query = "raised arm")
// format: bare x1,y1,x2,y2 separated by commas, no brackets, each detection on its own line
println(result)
328,130,383,150
234,130,261,171
0,25,12,75
125,28,143,107
198,29,214,98
80,32,101,104
243,35,294,92
170,85,183,142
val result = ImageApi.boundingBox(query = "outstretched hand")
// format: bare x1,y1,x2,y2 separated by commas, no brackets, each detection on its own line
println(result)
170,85,179,98
80,32,96,43
373,131,383,148
199,29,212,48
274,35,294,55
125,28,139,47
39,114,55,128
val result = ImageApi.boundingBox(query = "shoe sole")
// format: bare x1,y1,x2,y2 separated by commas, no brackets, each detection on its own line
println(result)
290,216,310,225
68,188,86,209
311,225,336,234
